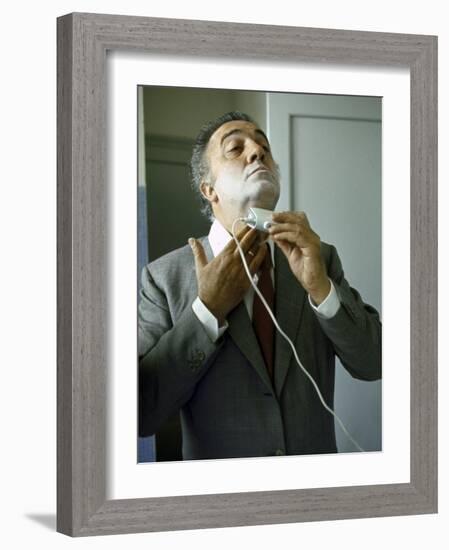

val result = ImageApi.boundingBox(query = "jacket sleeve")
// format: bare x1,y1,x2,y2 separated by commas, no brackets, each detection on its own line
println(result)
138,264,224,437
315,244,382,381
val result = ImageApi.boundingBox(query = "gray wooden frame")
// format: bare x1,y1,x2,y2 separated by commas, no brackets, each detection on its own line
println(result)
57,12,438,536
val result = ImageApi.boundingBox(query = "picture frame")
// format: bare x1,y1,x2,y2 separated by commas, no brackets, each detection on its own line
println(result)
57,12,437,536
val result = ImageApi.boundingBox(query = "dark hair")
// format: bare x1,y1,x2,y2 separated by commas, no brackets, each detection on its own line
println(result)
190,111,256,220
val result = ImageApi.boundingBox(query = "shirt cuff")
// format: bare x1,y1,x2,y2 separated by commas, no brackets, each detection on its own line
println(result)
192,296,229,343
308,279,341,319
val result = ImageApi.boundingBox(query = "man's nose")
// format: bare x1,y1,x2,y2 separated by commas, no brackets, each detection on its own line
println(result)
247,142,265,163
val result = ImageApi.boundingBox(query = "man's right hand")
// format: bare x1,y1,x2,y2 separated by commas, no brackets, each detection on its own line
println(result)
189,226,267,325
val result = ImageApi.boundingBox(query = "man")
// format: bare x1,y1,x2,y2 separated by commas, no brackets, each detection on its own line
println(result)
138,111,381,460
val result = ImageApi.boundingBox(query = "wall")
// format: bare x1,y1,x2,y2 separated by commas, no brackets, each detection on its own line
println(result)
143,87,267,138
1,1,446,549
144,87,236,139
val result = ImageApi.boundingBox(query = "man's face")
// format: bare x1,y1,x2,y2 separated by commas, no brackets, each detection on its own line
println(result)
203,120,280,218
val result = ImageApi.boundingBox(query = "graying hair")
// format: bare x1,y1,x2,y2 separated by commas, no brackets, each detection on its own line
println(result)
190,111,256,220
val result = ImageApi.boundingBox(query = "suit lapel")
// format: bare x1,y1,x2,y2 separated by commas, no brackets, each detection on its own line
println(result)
273,245,307,397
227,303,273,392
203,237,274,393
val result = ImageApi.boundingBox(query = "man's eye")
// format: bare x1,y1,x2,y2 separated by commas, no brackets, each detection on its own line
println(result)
227,146,241,153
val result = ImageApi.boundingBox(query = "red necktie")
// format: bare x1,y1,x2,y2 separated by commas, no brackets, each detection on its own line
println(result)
252,245,275,382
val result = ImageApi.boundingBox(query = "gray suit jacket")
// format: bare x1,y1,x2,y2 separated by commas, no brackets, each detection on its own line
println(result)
138,238,381,459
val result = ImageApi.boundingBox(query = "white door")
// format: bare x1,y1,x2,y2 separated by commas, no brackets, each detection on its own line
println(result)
268,93,382,452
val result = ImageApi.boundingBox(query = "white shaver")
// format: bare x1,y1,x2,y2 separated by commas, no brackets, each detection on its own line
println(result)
245,207,277,232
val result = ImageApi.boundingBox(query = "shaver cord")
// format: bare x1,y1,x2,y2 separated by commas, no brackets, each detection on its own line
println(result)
231,217,364,453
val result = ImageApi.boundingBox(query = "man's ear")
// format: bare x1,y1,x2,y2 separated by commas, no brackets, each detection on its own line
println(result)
200,181,218,204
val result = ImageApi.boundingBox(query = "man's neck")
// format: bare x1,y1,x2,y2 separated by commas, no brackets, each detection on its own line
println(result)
208,217,274,264
214,200,277,233
213,211,245,235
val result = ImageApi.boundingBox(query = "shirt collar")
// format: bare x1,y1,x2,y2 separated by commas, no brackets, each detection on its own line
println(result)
208,218,275,265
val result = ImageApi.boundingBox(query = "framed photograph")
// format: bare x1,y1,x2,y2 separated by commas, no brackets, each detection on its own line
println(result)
57,12,437,536
136,85,382,466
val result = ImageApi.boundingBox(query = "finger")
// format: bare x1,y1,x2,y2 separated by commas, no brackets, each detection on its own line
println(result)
244,246,258,263
272,211,309,226
271,230,309,247
188,238,208,271
235,227,261,255
248,242,268,274
233,223,251,240
269,222,303,235
222,224,251,254
236,241,262,263
271,211,296,223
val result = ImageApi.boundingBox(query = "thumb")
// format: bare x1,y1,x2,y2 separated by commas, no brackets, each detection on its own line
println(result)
188,238,208,271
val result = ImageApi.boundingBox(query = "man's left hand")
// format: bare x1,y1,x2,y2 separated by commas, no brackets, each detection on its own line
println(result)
268,211,331,305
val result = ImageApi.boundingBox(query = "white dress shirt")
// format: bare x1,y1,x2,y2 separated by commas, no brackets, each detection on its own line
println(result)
192,219,340,342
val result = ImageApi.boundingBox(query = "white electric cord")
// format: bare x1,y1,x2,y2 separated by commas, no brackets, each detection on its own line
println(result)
231,217,364,453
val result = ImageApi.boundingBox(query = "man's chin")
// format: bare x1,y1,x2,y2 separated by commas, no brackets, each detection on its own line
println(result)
247,191,279,211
